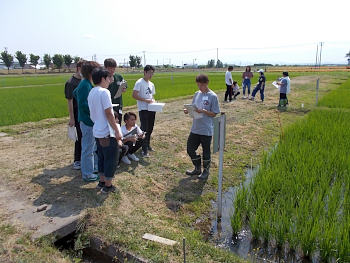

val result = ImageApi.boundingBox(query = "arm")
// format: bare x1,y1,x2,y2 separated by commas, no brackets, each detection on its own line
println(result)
67,99,75,127
105,107,122,140
132,90,153,103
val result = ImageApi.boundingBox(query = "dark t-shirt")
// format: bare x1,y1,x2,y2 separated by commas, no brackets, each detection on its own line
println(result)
257,74,266,88
65,75,81,109
108,73,127,112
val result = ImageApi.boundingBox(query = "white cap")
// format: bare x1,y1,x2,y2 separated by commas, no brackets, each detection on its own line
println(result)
258,69,264,73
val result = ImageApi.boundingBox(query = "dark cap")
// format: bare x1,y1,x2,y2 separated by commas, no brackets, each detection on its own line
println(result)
283,71,289,76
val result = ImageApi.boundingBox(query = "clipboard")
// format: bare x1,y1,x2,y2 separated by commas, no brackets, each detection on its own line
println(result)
113,80,127,99
184,104,203,119
123,127,138,138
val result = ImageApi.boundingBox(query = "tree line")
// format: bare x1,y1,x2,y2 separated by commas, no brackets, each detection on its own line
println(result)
0,49,81,74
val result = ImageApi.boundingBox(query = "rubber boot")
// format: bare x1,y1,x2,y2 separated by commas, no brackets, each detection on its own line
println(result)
277,99,283,107
198,160,210,180
283,99,287,107
186,157,201,176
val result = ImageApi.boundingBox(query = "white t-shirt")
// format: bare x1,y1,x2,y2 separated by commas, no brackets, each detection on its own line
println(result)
88,87,113,138
121,124,143,137
133,78,156,111
225,71,233,85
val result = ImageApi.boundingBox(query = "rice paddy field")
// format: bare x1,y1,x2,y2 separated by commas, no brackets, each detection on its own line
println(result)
0,71,348,127
231,79,350,262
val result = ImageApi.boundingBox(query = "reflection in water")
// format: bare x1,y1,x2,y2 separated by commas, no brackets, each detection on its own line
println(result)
209,168,312,263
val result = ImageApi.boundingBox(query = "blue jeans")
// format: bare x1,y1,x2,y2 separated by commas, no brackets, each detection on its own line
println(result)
80,122,98,176
96,137,119,181
252,84,265,101
243,79,251,95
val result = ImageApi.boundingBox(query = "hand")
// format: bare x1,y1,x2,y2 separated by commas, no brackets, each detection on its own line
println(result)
145,99,153,104
183,109,188,114
68,119,75,127
122,87,127,93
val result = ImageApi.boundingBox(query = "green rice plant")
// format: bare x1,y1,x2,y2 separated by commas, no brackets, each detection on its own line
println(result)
318,78,350,109
0,74,71,87
231,106,350,261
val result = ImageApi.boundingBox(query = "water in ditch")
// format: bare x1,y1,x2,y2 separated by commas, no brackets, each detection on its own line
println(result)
208,168,312,263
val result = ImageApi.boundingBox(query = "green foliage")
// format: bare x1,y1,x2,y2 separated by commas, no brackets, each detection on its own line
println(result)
73,56,81,64
207,59,215,68
15,51,27,72
129,55,137,68
216,59,223,68
43,54,51,72
0,50,14,73
29,53,40,73
318,78,350,108
52,54,64,72
63,54,73,71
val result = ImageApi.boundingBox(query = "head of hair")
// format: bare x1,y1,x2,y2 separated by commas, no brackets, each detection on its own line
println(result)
91,67,110,85
144,65,155,73
196,74,209,84
81,61,100,79
104,58,117,68
124,111,137,122
233,81,237,85
246,66,251,72
283,71,289,77
228,65,233,71
76,59,86,69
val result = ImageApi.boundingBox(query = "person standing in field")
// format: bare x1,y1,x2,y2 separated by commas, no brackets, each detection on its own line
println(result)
241,66,254,99
65,59,86,170
104,58,127,124
276,71,291,107
88,67,122,194
224,65,234,102
249,69,266,103
184,74,220,180
132,65,156,158
73,61,100,182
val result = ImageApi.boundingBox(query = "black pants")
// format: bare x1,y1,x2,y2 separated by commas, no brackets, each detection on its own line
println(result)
124,139,143,154
139,110,156,152
74,107,82,162
187,132,212,162
224,84,233,101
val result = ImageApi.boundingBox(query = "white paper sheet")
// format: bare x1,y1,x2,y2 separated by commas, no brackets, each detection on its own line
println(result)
184,104,203,119
113,81,127,99
67,125,77,141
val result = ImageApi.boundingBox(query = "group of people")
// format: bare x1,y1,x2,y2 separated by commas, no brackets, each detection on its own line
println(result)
225,65,290,105
65,59,158,193
65,59,221,193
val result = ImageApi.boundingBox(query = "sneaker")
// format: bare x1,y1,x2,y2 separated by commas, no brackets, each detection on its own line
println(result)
142,151,150,158
82,174,99,182
249,97,254,101
147,146,155,152
121,155,131,164
243,96,246,99
96,181,105,189
73,161,81,170
101,185,118,194
127,153,139,162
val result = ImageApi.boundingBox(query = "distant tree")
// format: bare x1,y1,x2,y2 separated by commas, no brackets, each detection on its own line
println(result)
207,59,215,68
29,54,40,73
346,51,350,65
73,56,81,64
43,54,51,72
52,54,64,72
63,54,73,72
136,55,142,68
129,55,137,68
0,50,14,73
15,51,27,73
216,59,223,68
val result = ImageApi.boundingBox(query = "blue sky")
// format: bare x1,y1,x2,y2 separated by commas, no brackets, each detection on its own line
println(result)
1,0,349,66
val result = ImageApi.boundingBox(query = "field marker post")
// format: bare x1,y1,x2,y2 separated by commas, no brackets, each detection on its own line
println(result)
316,78,320,106
183,237,186,263
213,112,226,218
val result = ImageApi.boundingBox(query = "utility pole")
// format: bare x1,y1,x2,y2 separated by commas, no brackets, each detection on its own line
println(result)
217,48,218,70
319,42,324,68
315,44,318,69
143,51,146,66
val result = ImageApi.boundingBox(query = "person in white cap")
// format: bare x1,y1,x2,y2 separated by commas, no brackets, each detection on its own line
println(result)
249,69,266,102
